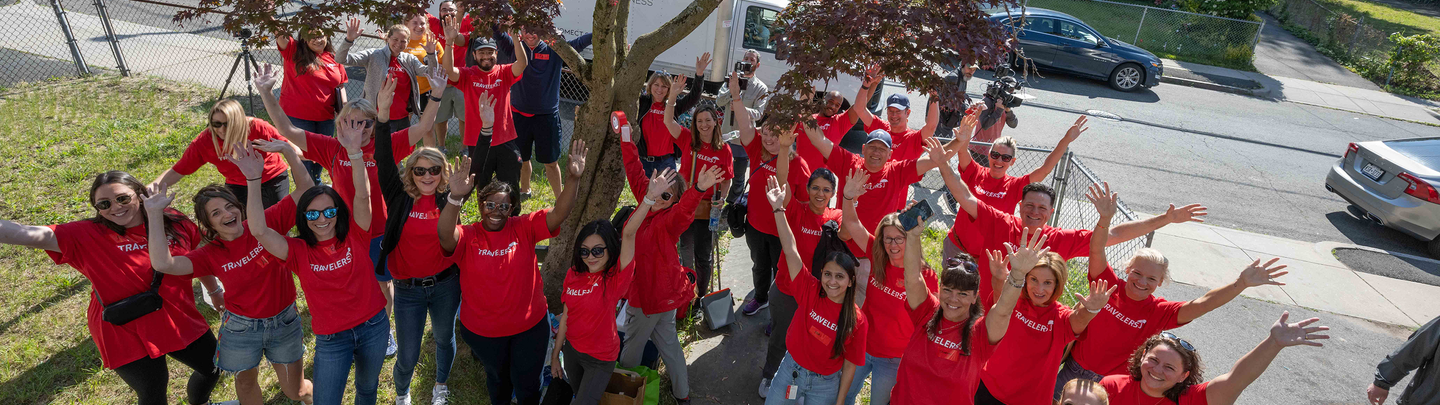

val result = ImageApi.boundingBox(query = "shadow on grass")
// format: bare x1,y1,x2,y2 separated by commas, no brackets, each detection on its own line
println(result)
0,340,104,404
0,280,87,336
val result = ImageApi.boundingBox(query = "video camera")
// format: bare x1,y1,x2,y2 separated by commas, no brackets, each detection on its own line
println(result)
732,61,755,91
233,28,253,41
979,63,1022,130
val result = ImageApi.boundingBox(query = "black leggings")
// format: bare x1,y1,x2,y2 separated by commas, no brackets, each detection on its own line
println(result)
226,173,289,209
113,331,222,405
973,379,1006,405
745,226,782,303
468,134,523,215
459,318,549,405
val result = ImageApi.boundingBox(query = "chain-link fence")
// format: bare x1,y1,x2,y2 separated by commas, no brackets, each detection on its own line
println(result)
1024,0,1264,68
1268,0,1440,91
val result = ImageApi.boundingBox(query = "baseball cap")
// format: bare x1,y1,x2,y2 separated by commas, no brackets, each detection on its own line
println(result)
887,93,910,111
470,37,497,52
864,129,892,148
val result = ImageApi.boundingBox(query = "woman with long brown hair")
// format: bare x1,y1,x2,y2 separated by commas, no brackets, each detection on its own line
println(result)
277,27,349,184
149,99,292,208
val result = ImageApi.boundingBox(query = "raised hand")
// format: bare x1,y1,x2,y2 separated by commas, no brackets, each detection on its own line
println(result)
843,169,869,201
141,183,176,215
346,17,361,42
863,64,883,88
645,169,678,203
253,63,280,91
1074,278,1117,311
231,146,266,180
1064,115,1089,143
986,249,1009,283
695,52,711,77
923,137,948,167
477,92,496,127
377,76,398,117
671,74,689,99
249,139,294,155
426,66,449,94
336,118,367,154
764,175,788,210
697,166,724,191
1163,203,1208,224
423,35,439,54
443,16,461,43
619,124,633,143
956,112,978,139
567,139,588,177
801,122,822,141
776,129,796,148
1086,182,1118,220
1270,311,1329,348
1238,258,1289,288
1005,227,1050,275
727,70,741,93
448,156,475,196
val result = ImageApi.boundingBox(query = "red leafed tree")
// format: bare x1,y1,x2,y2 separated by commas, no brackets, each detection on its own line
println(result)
179,0,1018,310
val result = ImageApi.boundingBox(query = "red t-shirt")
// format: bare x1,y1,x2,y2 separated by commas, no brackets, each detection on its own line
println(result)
891,294,993,405
385,57,413,119
279,37,348,122
676,134,735,201
285,221,385,335
457,64,521,146
744,140,811,236
187,198,298,319
172,119,288,185
302,130,409,238
979,299,1077,405
450,210,555,337
628,188,702,315
427,13,473,70
561,262,637,361
948,201,1092,308
639,102,675,157
785,267,868,375
960,163,1031,215
825,147,919,232
862,263,939,358
46,217,206,369
796,111,855,169
387,194,454,280
871,119,925,162
775,199,843,296
1073,268,1188,376
1101,375,1211,405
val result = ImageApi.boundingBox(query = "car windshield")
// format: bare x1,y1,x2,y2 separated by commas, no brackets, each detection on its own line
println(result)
1386,138,1440,170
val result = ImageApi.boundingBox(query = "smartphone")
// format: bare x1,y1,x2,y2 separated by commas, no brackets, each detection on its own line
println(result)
899,200,934,231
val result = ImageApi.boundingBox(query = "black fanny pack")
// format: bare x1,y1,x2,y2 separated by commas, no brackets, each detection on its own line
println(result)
98,271,165,325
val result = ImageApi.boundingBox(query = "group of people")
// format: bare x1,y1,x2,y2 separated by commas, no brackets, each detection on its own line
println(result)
21,2,1440,405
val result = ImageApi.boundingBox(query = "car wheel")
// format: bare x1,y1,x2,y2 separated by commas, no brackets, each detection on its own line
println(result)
1109,63,1144,92
1429,236,1440,260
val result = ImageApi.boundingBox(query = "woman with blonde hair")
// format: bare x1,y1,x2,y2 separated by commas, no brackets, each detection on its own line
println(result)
633,53,709,175
339,17,437,133
150,99,292,208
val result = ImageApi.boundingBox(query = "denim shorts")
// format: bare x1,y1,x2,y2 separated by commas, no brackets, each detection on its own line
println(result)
216,304,305,372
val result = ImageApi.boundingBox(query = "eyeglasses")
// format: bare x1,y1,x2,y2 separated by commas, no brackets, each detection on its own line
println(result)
883,236,906,246
578,245,607,258
411,166,443,177
93,194,134,210
210,121,228,128
483,201,513,212
1161,331,1196,352
361,119,376,129
660,192,673,201
304,207,339,221
989,151,1014,162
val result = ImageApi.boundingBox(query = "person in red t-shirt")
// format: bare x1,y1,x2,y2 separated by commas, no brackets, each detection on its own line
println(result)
1101,313,1329,405
149,99,291,208
441,18,529,195
0,171,221,405
953,115,1088,214
551,173,663,405
848,67,942,163
666,98,734,315
764,176,868,405
435,117,586,405
974,224,1117,405
804,121,951,234
1058,379,1110,405
428,3,473,149
634,54,709,176
338,18,438,135
146,140,315,405
246,119,388,405
275,27,349,185
791,66,884,171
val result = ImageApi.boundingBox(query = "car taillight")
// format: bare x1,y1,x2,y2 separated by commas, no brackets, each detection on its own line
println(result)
1398,172,1440,204
1345,143,1359,159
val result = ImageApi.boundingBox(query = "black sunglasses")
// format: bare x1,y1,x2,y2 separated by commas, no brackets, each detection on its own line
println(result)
93,194,134,210
1161,331,1196,352
304,207,339,221
578,245,607,258
483,201,513,212
661,192,673,201
411,166,443,176
210,121,228,128
990,151,1014,162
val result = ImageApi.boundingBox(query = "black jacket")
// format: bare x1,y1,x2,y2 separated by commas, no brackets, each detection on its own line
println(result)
373,120,460,277
1376,315,1440,404
635,73,705,158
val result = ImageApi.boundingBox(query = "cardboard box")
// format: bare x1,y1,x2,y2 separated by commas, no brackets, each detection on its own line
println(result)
599,369,646,405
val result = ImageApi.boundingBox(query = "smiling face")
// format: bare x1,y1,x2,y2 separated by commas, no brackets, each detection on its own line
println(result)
404,15,427,42
1124,257,1167,300
648,78,670,100
480,192,511,231
342,109,377,140
93,183,142,228
439,1,457,18
989,143,1016,173
305,194,339,241
806,177,834,211
820,261,853,302
881,225,906,265
1017,191,1054,229
579,234,609,272
937,285,977,321
411,157,444,195
210,111,229,131
1139,344,1191,396
695,111,717,142
1025,266,1058,306
861,140,891,169
822,92,844,117
520,30,540,48
386,27,411,55
885,106,909,129
759,126,783,157
203,198,245,241
305,35,328,53
472,47,497,70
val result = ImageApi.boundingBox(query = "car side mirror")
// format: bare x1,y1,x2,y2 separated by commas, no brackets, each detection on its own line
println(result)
1095,40,1107,48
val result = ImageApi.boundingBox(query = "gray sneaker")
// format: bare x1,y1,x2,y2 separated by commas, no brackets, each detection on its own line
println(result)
759,377,771,399
431,385,450,405
386,330,398,357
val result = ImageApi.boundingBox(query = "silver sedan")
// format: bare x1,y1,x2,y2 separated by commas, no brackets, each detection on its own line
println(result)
1326,137,1440,258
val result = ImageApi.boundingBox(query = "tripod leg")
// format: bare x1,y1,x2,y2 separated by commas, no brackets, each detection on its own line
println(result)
218,51,245,101
242,52,257,113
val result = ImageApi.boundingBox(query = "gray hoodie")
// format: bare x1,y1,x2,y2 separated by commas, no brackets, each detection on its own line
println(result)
335,37,435,116
1375,315,1440,405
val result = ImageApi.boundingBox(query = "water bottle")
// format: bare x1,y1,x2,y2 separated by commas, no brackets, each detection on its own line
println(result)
709,197,724,231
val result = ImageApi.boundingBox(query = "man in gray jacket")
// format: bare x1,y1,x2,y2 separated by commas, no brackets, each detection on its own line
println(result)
337,17,436,131
1369,315,1440,404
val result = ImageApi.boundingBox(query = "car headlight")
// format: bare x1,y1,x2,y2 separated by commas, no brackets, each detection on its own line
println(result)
1150,61,1161,68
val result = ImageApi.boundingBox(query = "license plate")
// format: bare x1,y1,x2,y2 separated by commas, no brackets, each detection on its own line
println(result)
1361,163,1385,181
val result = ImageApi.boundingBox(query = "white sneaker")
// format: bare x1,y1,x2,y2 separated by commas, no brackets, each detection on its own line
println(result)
759,378,771,399
395,393,411,405
432,385,450,405
386,330,398,357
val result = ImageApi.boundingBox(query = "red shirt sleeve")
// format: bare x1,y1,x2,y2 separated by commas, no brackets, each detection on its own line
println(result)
909,293,940,328
265,195,298,233
503,63,521,83
825,144,859,175
1058,305,1079,343
621,138,648,201
391,130,413,163
720,146,735,179
1155,298,1189,330
171,132,212,175
302,131,342,170
188,250,215,278
788,156,812,201
1048,227,1095,260
524,210,557,242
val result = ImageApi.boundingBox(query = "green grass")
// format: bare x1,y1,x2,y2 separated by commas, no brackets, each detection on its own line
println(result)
1025,0,1261,71
1311,0,1440,36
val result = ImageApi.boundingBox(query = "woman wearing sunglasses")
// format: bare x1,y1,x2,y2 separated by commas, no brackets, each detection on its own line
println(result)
1100,313,1329,405
550,171,669,404
148,98,292,208
0,171,224,405
276,26,349,185
372,67,478,404
246,117,388,405
435,111,587,405
145,139,316,405
634,53,708,175
951,115,1088,213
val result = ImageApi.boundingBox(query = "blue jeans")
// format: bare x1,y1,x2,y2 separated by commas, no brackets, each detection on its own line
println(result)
288,116,334,185
313,310,389,405
639,155,677,178
216,304,304,372
844,354,901,405
765,353,843,405
392,270,462,396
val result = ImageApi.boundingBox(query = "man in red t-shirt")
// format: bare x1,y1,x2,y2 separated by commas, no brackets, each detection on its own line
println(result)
853,93,941,163
442,18,528,196
802,120,952,233
792,67,888,171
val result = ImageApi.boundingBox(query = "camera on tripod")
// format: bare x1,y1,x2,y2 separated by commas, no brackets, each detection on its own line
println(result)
233,28,253,41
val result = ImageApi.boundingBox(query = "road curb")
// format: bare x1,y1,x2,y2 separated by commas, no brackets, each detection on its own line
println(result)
1319,241,1440,266
1160,75,1263,97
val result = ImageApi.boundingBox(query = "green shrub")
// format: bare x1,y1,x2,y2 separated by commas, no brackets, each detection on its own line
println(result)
1387,33,1440,89
1179,0,1273,20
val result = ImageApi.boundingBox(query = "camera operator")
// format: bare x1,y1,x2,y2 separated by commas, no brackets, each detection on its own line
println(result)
933,62,978,138
971,70,1021,160
717,50,769,204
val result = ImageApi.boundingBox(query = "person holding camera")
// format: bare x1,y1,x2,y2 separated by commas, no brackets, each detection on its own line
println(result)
970,76,1021,159
1367,314,1440,405
718,50,769,203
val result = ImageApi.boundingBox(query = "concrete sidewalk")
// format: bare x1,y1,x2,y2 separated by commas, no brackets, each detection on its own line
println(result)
1161,58,1440,125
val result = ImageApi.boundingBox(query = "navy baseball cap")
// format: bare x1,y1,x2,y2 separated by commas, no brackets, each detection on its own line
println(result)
470,37,497,52
886,93,910,110
865,129,892,148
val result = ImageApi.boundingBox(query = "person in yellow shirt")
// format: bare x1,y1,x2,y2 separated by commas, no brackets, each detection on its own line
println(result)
403,13,442,148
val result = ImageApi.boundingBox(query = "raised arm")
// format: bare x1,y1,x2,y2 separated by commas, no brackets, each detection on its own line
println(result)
803,119,835,161
950,115,977,171
1206,312,1329,405
915,135,952,176
1108,203,1207,246
850,64,883,127
986,229,1048,344
442,18,462,82
839,169,871,254
510,30,528,77
672,52,710,114
372,77,408,205
336,18,374,66
625,171,676,268
919,99,940,138
235,147,289,260
768,176,803,282
253,64,308,150
252,138,313,204
903,215,928,310
547,140,588,233
1031,115,1086,182
1178,258,1288,324
142,184,193,275
437,156,474,253
662,75,687,140
1087,182,1116,279
728,71,757,146
1371,316,1440,405
410,46,449,146
0,219,58,252
335,119,372,232
934,124,979,219
148,170,185,195
1069,276,1117,334
617,124,650,201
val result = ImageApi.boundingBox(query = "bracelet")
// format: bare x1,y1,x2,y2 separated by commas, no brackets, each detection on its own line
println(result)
447,195,465,206
773,207,785,213
1086,306,1102,314
844,196,856,201
208,288,225,295
348,152,364,161
429,95,443,102
1006,276,1025,289
246,177,262,182
643,197,657,206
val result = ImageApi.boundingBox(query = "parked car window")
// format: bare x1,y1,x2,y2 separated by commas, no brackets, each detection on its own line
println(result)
1057,21,1101,46
1019,17,1055,35
743,7,781,53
